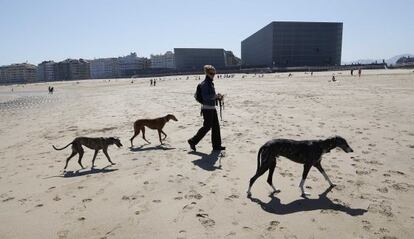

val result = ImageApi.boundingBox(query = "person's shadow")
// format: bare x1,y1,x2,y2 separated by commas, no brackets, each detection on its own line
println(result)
189,150,223,171
248,186,367,216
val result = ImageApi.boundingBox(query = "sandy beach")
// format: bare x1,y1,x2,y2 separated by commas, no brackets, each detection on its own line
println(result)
0,69,413,239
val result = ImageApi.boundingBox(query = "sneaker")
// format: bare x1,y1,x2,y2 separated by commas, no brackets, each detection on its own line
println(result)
213,146,226,151
188,140,196,151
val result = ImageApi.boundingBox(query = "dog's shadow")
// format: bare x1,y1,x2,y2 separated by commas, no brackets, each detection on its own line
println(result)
248,187,367,216
189,150,223,171
130,144,175,152
62,166,118,178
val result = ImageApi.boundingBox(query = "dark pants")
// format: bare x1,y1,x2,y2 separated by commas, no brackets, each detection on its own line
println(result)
190,109,221,148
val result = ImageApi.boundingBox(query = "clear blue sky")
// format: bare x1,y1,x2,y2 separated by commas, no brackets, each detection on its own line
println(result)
0,0,413,65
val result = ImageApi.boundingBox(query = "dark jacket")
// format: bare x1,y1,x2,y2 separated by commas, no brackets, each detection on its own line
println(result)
199,76,216,107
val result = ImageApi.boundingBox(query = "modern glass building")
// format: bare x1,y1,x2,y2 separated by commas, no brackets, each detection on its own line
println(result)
174,48,226,71
241,21,343,68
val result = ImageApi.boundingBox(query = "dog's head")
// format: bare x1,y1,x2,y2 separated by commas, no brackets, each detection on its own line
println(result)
166,114,178,122
331,136,353,153
109,137,123,148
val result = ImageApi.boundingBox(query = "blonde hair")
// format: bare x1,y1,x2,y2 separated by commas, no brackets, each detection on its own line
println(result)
203,65,216,74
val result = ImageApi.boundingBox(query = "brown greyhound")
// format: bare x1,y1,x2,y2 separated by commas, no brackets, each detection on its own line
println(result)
53,137,122,171
130,114,178,147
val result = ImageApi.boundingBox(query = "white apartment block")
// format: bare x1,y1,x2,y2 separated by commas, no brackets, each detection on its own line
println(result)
37,61,56,81
118,52,145,76
90,57,119,79
0,63,37,84
150,51,175,69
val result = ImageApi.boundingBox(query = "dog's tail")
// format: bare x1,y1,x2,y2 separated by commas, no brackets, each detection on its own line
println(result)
256,145,265,173
52,142,72,151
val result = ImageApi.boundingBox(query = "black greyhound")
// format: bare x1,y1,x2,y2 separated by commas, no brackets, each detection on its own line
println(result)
247,136,353,197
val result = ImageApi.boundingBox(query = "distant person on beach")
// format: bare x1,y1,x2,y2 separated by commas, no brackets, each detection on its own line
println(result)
358,69,362,77
154,79,156,86
188,65,225,152
351,69,354,76
150,79,153,86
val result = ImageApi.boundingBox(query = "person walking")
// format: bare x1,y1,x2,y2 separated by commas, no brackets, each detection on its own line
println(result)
188,65,225,152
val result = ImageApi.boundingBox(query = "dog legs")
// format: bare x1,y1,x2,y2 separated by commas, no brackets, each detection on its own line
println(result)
91,150,99,168
157,129,163,144
161,130,167,140
103,148,115,165
77,148,85,169
267,160,280,194
247,148,271,196
315,163,335,187
130,128,141,147
141,127,151,144
247,166,269,196
299,164,312,197
64,151,77,170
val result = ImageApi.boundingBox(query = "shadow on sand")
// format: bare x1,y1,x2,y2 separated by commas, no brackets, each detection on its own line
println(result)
248,186,367,216
189,150,223,171
62,166,118,178
130,144,175,152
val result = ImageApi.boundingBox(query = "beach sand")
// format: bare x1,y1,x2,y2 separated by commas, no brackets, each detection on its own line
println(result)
0,69,413,238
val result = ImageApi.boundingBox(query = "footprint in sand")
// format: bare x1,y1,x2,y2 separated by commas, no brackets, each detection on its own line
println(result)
267,220,280,231
225,194,240,201
377,187,389,193
388,170,405,176
184,190,203,200
362,220,372,231
368,201,393,217
391,183,413,192
53,195,62,201
82,198,92,203
182,202,197,211
356,170,370,175
196,212,215,228
2,197,15,202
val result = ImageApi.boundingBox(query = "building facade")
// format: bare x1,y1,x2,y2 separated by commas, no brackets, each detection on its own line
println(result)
90,57,119,79
118,52,146,77
55,59,90,81
37,61,56,82
224,51,241,66
0,63,37,84
150,51,176,69
174,48,227,71
241,21,343,67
